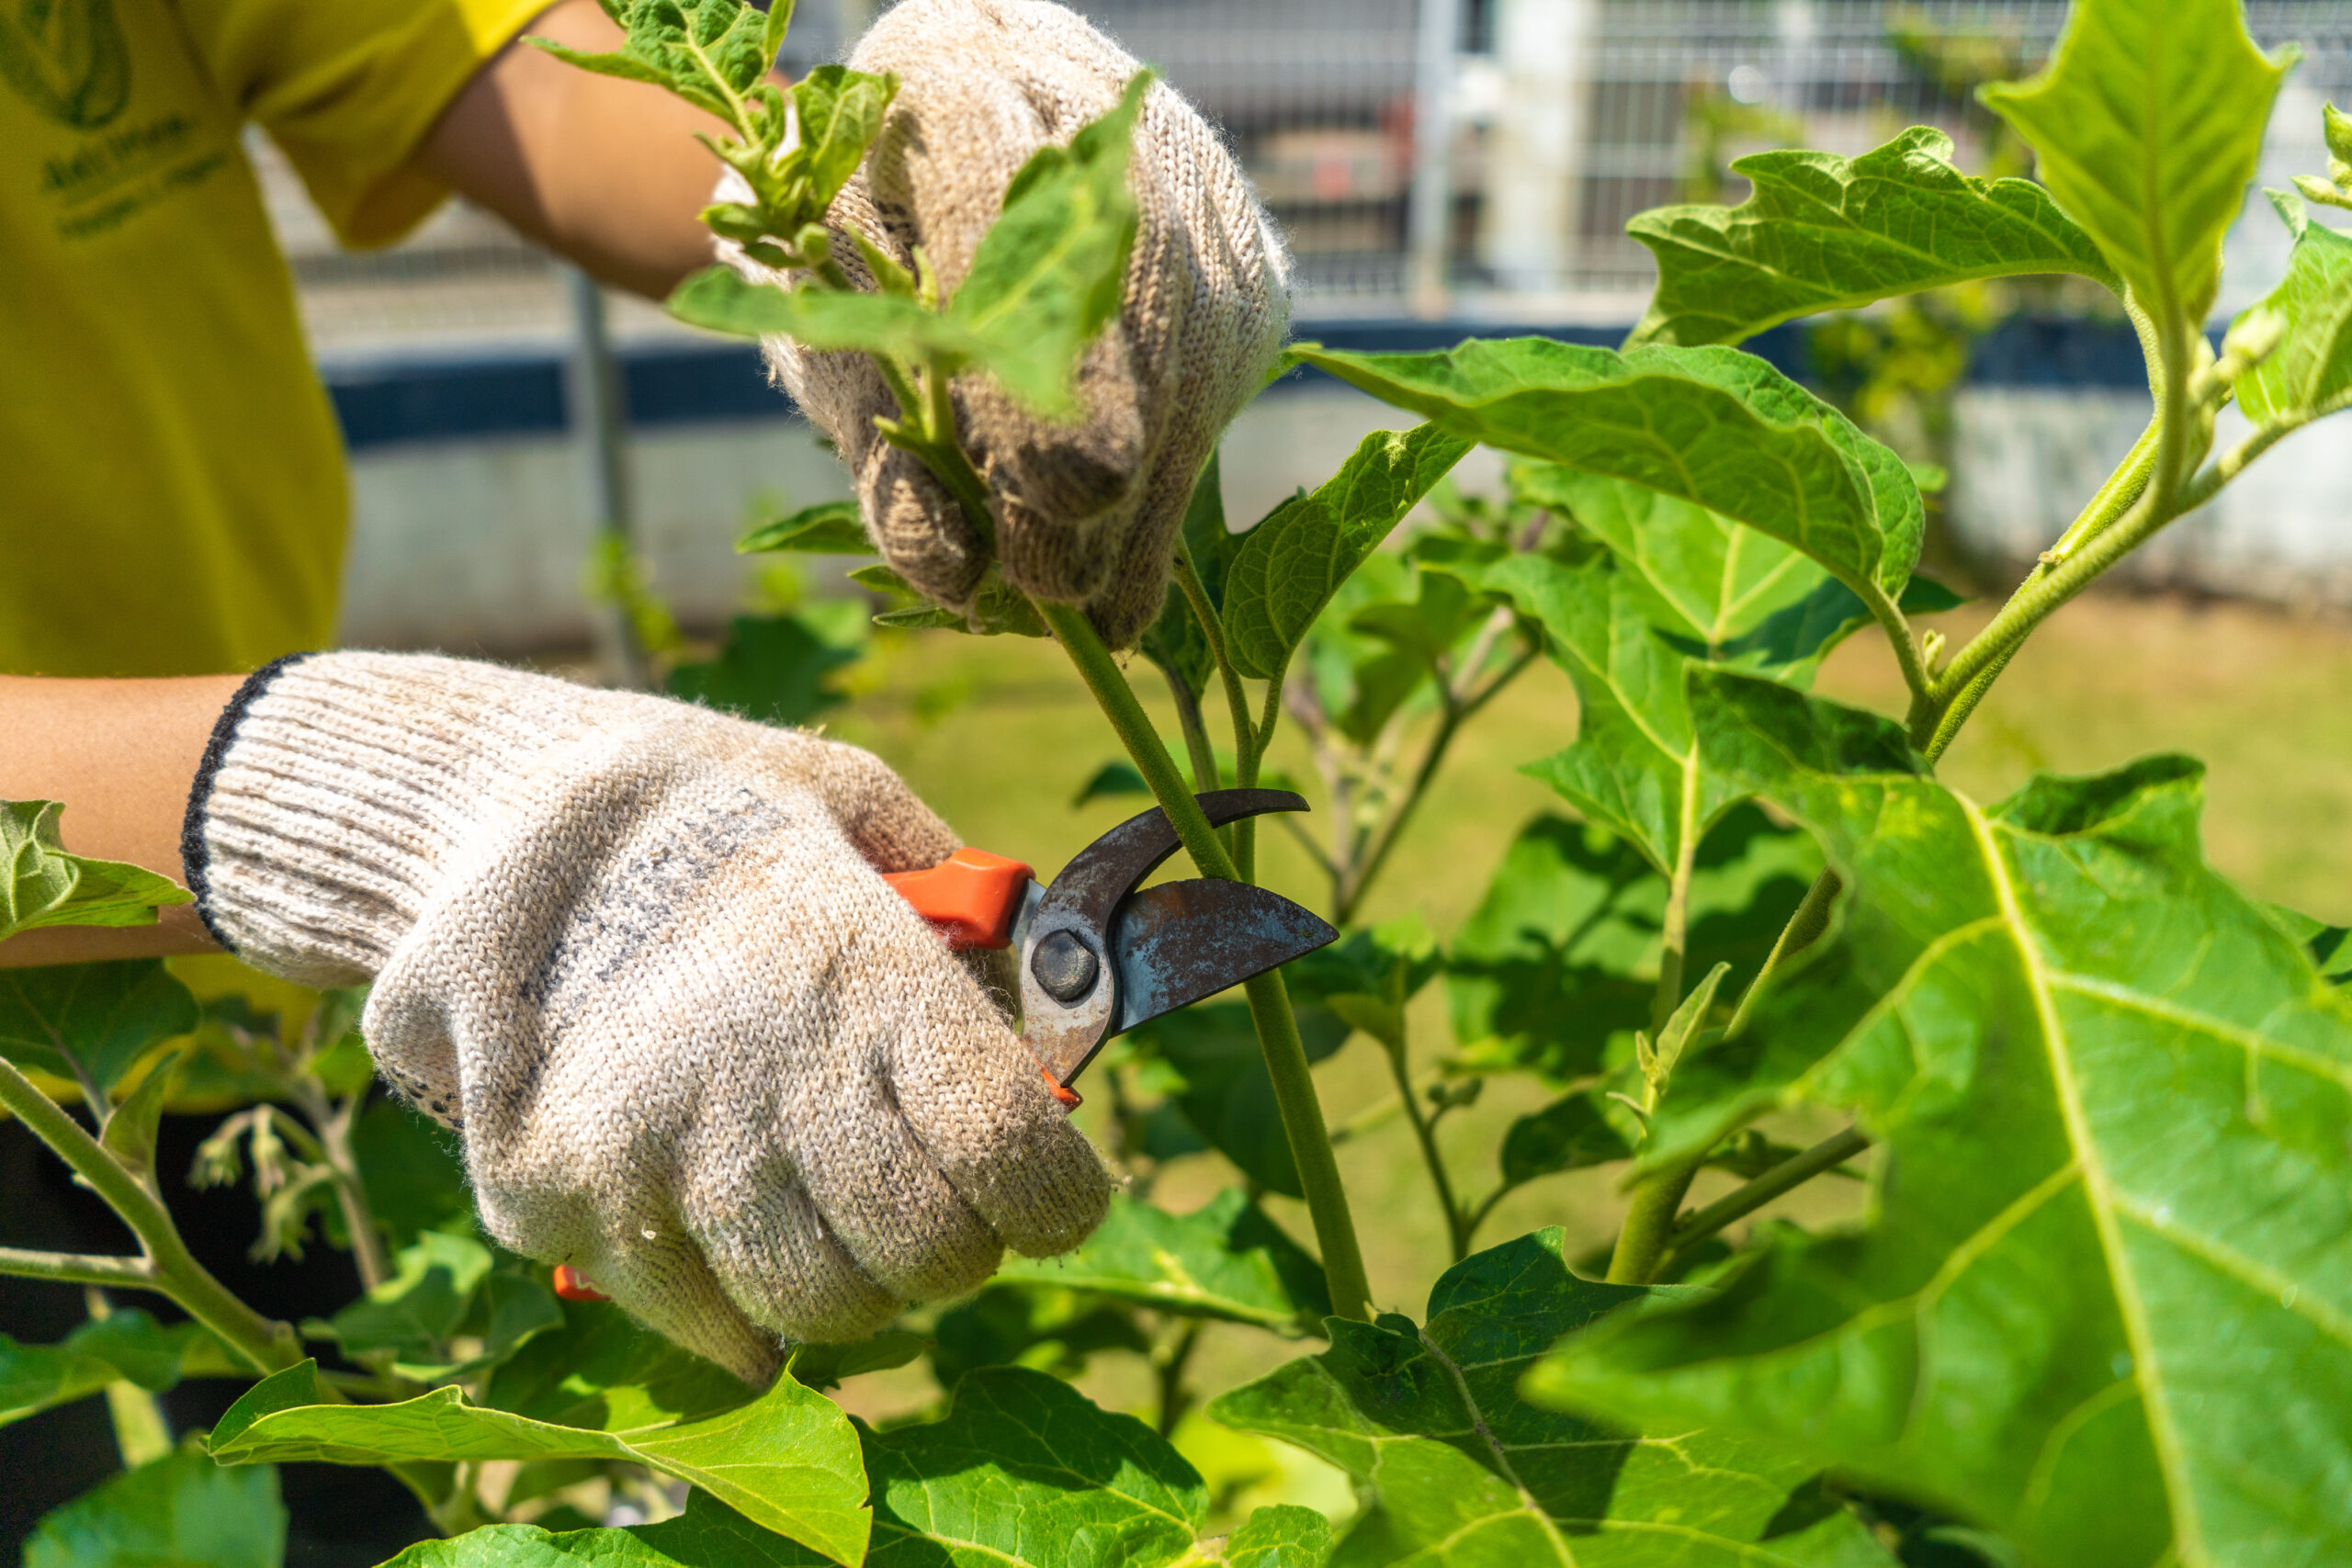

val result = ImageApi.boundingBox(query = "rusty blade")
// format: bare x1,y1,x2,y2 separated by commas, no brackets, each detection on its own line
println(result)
1027,879,1338,1086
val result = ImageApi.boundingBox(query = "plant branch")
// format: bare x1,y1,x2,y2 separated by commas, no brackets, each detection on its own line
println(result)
1036,600,1371,1320
1604,1152,1702,1286
0,1247,155,1289
289,1083,393,1293
0,1055,301,1374
1385,1035,1468,1261
1724,870,1841,1040
1664,1126,1871,1271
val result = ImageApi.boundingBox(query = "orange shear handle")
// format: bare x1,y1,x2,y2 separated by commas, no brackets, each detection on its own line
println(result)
882,847,1035,951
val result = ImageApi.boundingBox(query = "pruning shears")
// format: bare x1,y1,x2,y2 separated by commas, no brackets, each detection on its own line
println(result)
550,790,1334,1304
880,788,1340,1103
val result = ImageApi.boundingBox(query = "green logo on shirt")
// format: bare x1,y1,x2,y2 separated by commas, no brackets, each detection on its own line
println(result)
0,0,130,130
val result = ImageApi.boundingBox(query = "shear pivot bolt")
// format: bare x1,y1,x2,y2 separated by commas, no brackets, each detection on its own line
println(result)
1032,931,1100,1003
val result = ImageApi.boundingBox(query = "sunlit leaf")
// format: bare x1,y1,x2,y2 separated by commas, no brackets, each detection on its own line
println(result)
1291,339,1922,602
864,1367,1205,1567
1221,424,1475,680
212,1360,868,1566
1512,466,1826,651
1540,669,2352,1568
943,72,1151,416
1980,0,2290,333
993,1190,1329,1330
484,1299,752,1434
2,800,190,942
1628,125,2118,347
1219,1505,1332,1568
736,501,873,556
1210,1228,1896,1566
2232,191,2352,433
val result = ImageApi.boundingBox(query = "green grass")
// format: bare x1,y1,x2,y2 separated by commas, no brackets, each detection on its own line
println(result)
819,588,2352,1438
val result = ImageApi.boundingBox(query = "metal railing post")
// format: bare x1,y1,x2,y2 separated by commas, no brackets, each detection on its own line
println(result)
1408,0,1462,318
564,265,654,690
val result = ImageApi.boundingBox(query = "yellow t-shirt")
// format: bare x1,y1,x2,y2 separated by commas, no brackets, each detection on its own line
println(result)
2,0,548,676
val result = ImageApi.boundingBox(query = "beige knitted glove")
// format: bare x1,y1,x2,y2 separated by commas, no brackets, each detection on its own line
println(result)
741,0,1290,648
182,652,1109,1384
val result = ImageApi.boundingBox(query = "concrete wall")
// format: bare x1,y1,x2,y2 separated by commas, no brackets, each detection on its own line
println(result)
334,374,2351,656
335,385,1505,652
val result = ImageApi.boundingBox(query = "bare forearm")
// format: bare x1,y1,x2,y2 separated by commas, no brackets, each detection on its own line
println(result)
0,674,241,966
417,0,726,299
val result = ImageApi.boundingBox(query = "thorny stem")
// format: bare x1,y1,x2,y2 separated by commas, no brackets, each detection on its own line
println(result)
0,1055,302,1374
1037,601,1371,1321
1663,1126,1871,1274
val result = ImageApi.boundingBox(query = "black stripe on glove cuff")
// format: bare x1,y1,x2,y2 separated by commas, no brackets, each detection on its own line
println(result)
178,651,318,953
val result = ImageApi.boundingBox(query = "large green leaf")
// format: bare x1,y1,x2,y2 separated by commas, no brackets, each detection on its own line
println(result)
1491,554,1733,877
24,1443,285,1568
993,1190,1329,1330
0,958,198,1098
2,800,191,942
1289,340,1922,601
209,1360,868,1566
2233,191,2352,431
484,1299,753,1434
864,1366,1206,1567
1,1311,238,1427
1209,1228,1896,1566
1980,0,2291,333
535,0,775,123
386,1492,825,1568
1221,424,1475,680
779,66,899,227
1538,670,2352,1568
1512,467,1826,652
943,71,1148,416
1627,126,2118,347
1444,807,1817,1082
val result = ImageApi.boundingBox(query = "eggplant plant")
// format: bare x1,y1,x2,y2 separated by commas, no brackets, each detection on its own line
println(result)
8,0,2352,1564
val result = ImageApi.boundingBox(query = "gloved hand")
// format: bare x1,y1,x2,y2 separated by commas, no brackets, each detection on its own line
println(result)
741,0,1291,649
182,652,1109,1383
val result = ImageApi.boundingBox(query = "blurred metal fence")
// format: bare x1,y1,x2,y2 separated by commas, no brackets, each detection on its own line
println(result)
273,0,2352,359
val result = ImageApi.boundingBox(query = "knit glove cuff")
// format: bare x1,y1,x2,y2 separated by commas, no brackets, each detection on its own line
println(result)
184,651,954,987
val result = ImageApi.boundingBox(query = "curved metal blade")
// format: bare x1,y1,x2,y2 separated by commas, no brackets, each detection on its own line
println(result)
1020,789,1320,1089
1027,879,1338,1086
1035,789,1310,931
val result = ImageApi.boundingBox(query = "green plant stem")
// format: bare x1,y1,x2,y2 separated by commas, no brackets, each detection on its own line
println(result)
1724,870,1842,1040
1663,1126,1870,1271
0,1056,301,1375
1174,542,1254,772
289,1083,392,1292
1037,600,1371,1321
0,1247,155,1288
1604,1153,1702,1285
1608,807,1704,1282
1383,1037,1468,1261
1152,1318,1204,1438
